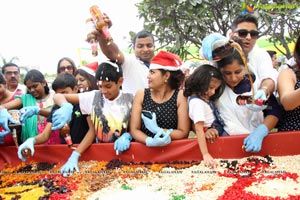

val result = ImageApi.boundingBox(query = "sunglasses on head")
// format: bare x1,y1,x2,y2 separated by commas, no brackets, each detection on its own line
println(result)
234,29,259,39
59,65,73,71
212,42,234,60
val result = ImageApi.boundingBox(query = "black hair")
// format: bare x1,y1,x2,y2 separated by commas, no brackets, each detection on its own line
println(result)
56,57,77,75
231,14,258,31
24,69,50,94
293,35,300,77
74,69,98,91
0,73,5,84
267,50,277,58
159,69,185,90
95,61,123,83
132,30,154,46
52,73,77,91
184,64,225,101
216,49,244,69
2,63,19,74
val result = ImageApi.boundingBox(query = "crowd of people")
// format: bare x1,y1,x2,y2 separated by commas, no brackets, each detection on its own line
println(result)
0,13,299,173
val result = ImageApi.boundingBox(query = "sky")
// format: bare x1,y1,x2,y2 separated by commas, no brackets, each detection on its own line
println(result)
0,0,143,74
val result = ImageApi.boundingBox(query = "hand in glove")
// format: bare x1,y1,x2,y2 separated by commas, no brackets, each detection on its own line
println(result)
20,106,40,123
246,89,268,112
60,151,80,177
114,132,132,153
51,102,73,130
0,109,15,143
17,137,36,161
146,129,172,147
141,112,163,134
243,124,268,152
0,108,15,131
200,33,228,61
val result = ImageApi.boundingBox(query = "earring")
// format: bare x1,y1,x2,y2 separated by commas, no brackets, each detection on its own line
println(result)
164,79,168,83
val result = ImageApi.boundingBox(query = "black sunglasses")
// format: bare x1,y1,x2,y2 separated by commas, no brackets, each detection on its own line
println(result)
234,29,259,39
60,65,73,71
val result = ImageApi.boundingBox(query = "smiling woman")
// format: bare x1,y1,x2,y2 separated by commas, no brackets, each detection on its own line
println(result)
0,0,143,74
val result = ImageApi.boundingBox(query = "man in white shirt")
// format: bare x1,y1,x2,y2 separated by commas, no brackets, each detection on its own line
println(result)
87,14,155,95
228,14,278,99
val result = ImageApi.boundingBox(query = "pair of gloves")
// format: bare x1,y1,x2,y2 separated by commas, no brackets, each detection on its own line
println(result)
141,112,172,147
18,137,80,176
114,111,172,150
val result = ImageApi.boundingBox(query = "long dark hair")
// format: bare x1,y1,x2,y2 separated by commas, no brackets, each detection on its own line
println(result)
56,57,77,75
159,69,185,90
24,69,50,95
75,69,98,91
293,35,300,78
184,64,225,101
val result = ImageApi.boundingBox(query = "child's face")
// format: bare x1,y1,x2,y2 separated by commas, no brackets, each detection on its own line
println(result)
220,60,245,89
75,74,89,92
25,80,47,99
55,87,77,94
97,79,122,100
201,77,222,101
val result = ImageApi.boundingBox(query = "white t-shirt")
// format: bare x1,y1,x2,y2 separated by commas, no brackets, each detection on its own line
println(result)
247,44,279,88
188,97,215,128
216,86,264,135
78,90,133,142
122,53,149,95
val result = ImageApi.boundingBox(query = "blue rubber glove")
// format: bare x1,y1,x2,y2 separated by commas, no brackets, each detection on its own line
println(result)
17,137,36,161
0,109,15,143
243,124,269,152
51,102,73,130
141,112,163,135
200,33,227,61
0,108,15,132
19,106,40,123
145,129,172,147
114,132,132,153
60,151,80,176
246,89,267,112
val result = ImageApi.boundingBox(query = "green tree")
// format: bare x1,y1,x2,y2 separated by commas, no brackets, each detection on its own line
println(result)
0,54,19,71
135,0,300,60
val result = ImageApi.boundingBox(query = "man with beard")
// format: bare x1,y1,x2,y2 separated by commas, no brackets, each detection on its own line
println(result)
2,63,26,96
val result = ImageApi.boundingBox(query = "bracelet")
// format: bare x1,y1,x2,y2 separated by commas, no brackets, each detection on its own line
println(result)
260,86,270,98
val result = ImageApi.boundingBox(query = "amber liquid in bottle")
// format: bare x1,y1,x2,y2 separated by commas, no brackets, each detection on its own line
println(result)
89,5,113,45
21,148,32,159
60,124,75,149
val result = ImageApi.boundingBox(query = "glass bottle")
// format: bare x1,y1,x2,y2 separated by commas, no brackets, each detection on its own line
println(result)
86,18,99,57
21,148,32,159
89,5,113,45
60,124,75,149
236,95,266,106
8,110,22,147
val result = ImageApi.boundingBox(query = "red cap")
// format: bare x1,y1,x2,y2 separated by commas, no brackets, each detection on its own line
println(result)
80,62,98,76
